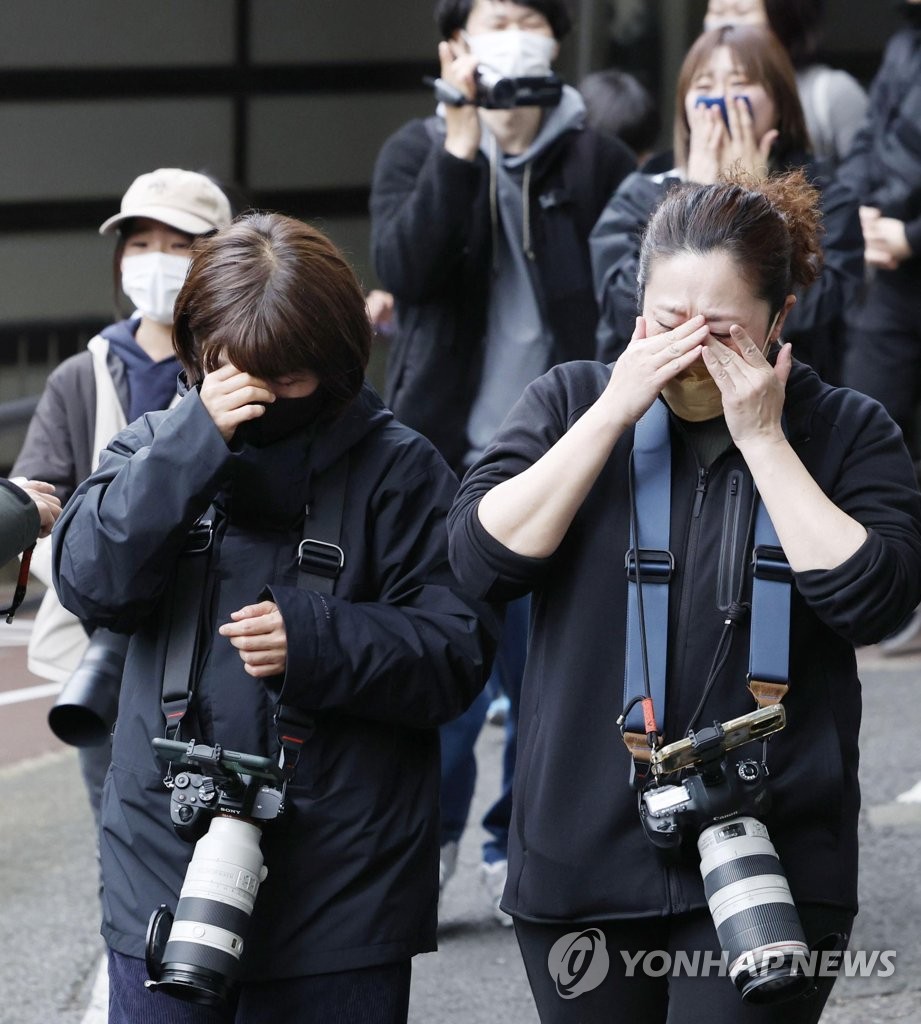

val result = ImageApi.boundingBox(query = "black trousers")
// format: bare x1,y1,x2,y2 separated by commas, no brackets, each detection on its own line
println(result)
843,271,921,460
108,950,411,1024
514,905,854,1024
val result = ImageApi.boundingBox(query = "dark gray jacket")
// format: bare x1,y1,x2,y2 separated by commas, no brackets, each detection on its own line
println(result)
53,383,497,977
0,479,40,566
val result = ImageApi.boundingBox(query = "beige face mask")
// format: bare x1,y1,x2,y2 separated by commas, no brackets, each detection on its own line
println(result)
661,310,782,423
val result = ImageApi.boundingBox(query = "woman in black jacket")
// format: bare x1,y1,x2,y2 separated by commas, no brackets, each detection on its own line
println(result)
52,213,496,1024
448,172,921,1023
591,24,863,384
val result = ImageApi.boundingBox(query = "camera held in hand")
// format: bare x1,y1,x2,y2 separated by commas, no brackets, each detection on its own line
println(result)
144,739,287,1009
638,706,812,1005
426,69,563,109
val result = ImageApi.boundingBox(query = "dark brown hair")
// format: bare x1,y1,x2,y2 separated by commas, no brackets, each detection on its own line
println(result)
172,213,371,419
764,0,825,68
674,25,811,170
637,169,824,317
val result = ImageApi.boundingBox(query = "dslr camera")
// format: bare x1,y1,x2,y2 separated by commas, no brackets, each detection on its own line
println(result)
639,705,812,1005
144,739,286,1008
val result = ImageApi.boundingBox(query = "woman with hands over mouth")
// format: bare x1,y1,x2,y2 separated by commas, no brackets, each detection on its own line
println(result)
447,172,921,1023
51,212,496,1024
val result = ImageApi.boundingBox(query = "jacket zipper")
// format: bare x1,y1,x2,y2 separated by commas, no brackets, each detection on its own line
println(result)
664,463,709,915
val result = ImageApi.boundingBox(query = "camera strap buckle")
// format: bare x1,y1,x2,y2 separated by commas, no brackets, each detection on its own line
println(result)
297,539,345,581
748,679,789,707
274,703,316,784
625,548,674,584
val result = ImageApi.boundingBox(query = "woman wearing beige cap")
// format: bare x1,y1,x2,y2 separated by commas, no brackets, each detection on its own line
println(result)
11,167,234,846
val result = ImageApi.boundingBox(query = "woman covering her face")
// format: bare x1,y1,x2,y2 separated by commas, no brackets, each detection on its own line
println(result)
590,25,863,385
51,212,497,1024
448,170,921,1024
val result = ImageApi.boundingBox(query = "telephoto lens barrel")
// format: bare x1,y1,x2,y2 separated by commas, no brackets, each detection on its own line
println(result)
47,628,128,746
698,816,811,1004
146,816,267,1007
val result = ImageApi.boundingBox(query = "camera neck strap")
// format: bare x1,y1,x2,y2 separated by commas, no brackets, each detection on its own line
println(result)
160,453,351,764
276,453,349,782
622,401,792,764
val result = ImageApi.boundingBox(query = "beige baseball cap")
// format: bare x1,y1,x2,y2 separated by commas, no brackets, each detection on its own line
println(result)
99,168,233,236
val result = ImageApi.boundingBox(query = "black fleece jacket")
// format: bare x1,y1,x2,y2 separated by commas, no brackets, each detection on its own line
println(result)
448,358,921,922
370,116,635,472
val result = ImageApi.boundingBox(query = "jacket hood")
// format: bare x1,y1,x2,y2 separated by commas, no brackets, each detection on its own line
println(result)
310,382,394,472
100,316,141,349
497,84,586,170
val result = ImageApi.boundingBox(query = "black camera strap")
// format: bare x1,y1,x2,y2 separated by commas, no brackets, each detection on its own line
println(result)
622,401,792,764
276,453,349,783
160,453,350,763
161,515,216,741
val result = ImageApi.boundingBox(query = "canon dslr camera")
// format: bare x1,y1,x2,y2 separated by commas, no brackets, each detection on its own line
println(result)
639,706,812,1005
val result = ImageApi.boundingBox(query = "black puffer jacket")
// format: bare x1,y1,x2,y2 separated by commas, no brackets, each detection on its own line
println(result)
370,115,635,471
53,383,497,977
448,358,921,923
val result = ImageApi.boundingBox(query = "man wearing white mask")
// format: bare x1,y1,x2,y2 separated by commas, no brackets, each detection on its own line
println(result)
12,167,233,844
370,0,635,925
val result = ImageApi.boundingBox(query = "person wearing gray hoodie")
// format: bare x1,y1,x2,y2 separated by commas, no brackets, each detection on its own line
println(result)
370,0,635,926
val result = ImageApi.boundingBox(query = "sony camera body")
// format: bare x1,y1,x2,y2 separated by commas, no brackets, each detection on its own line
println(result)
157,739,285,843
474,67,562,108
145,739,287,1008
428,69,562,109
637,707,811,1005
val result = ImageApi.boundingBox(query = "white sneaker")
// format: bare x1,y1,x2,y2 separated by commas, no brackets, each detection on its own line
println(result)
479,859,514,927
439,840,459,893
878,607,921,656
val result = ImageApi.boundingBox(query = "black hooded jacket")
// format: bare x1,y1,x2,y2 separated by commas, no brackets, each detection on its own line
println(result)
448,358,921,923
52,383,497,976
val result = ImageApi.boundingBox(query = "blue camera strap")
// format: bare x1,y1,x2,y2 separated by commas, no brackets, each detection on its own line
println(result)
622,401,792,762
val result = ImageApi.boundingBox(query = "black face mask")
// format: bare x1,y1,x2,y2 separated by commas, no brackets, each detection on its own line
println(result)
234,393,324,447
894,1,921,27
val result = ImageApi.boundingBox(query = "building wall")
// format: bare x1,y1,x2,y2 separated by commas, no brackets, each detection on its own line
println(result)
0,0,902,465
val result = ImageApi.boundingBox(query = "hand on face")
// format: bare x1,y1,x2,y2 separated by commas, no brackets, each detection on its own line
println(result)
686,98,776,182
219,600,288,678
700,326,791,448
199,362,276,443
603,314,709,424
684,45,778,182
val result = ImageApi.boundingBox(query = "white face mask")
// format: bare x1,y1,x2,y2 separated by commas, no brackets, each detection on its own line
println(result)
120,251,191,325
465,29,556,78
